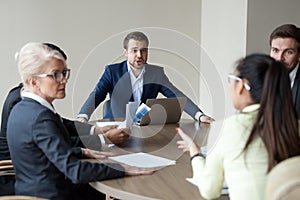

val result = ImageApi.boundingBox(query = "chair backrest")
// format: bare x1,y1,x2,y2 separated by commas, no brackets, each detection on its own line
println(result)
0,162,46,199
265,156,300,200
0,196,46,200
102,99,110,117
0,160,15,176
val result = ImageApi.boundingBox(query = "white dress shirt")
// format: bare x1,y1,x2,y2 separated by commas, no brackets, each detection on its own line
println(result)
127,61,202,120
127,61,145,102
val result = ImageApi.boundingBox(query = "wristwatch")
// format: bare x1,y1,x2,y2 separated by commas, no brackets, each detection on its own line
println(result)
198,113,204,122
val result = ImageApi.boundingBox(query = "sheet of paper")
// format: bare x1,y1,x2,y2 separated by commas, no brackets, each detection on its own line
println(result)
109,152,176,168
96,121,122,127
186,178,229,195
125,101,140,127
117,120,127,129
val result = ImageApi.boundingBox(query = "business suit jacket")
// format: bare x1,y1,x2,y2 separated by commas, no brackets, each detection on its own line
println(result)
0,84,103,196
0,83,23,161
292,65,300,118
0,83,101,163
0,85,23,196
79,60,203,119
7,97,124,200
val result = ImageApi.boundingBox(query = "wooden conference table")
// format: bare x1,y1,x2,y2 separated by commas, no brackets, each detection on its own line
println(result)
89,119,229,200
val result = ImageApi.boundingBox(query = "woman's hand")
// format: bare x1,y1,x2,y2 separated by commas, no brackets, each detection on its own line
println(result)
94,125,118,135
76,117,88,123
101,125,119,133
104,128,130,144
82,148,116,159
176,128,200,156
199,114,215,123
121,164,155,176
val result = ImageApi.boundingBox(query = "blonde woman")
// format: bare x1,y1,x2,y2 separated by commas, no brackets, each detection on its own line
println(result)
7,43,153,200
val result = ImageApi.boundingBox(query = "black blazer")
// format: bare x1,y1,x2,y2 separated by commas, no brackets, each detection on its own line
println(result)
0,83,23,160
7,97,124,199
292,66,300,118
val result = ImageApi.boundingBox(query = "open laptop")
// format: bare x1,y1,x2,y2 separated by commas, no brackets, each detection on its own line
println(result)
138,97,187,126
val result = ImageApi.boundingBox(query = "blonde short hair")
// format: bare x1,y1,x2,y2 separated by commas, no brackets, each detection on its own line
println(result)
16,42,67,90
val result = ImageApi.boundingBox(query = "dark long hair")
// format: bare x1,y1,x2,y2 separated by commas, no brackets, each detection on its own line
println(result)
236,54,300,172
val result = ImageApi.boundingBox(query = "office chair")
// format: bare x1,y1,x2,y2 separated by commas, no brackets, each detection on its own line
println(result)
265,156,300,200
102,99,110,117
0,160,15,196
0,160,14,176
0,196,46,200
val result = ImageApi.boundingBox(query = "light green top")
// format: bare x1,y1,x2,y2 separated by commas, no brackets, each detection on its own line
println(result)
192,104,268,200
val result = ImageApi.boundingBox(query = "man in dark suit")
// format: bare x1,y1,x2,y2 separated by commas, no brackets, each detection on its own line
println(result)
0,85,22,195
269,24,300,117
77,31,214,123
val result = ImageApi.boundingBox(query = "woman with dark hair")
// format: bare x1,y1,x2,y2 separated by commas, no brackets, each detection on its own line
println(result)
177,54,300,200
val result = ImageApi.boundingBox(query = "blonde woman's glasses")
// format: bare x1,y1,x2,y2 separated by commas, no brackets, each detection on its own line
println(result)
36,69,70,83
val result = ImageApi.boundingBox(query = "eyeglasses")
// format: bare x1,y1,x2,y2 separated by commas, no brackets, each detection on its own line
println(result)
227,74,251,91
36,69,70,83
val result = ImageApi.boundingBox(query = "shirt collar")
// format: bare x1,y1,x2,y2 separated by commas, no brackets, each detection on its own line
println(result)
127,61,146,78
21,91,57,114
240,104,260,113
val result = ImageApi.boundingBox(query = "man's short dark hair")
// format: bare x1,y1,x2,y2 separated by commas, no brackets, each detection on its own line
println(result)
123,31,149,50
269,24,300,52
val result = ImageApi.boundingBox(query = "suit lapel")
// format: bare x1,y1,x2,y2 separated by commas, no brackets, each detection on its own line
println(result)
55,113,72,141
141,65,161,103
292,66,300,102
122,62,134,101
110,62,134,117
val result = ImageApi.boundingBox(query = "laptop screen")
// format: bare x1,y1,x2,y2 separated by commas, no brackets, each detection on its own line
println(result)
138,97,187,126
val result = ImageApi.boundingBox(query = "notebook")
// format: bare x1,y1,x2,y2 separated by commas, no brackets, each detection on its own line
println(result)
138,97,187,126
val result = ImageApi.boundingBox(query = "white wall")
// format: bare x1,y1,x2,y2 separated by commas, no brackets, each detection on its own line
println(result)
0,0,202,121
200,0,248,119
200,0,300,120
246,0,300,54
4,1,296,123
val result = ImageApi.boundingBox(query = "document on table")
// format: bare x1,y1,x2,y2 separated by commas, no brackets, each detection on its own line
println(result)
96,121,123,127
109,152,176,168
186,178,229,195
96,120,127,130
